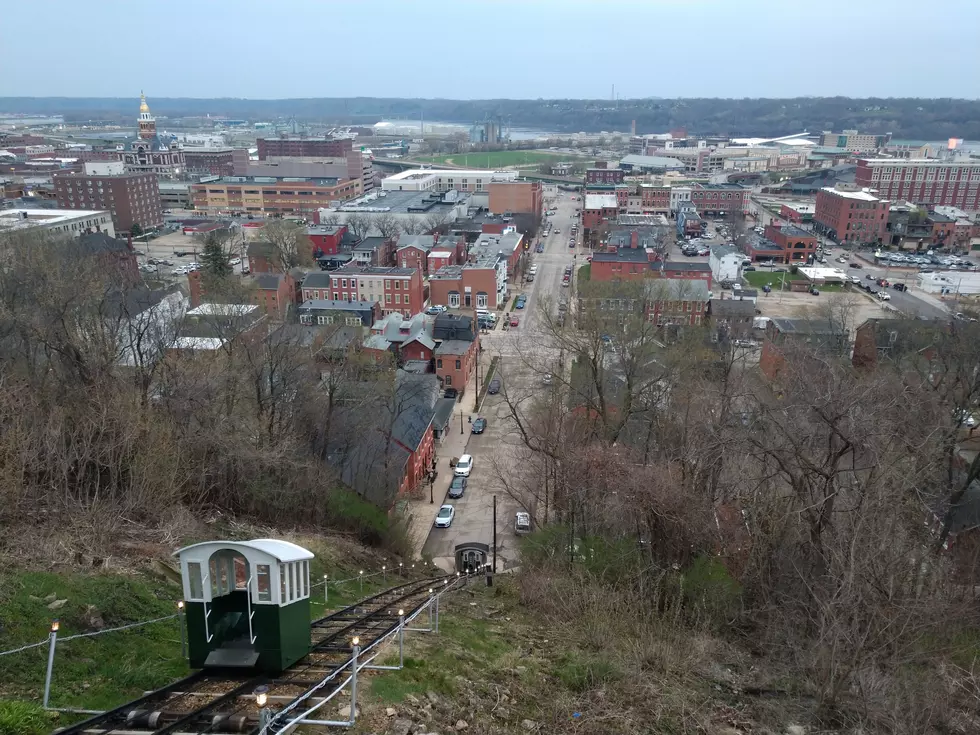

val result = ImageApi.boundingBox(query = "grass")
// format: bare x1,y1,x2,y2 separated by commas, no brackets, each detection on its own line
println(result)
577,264,590,285
742,269,804,289
0,569,190,719
413,150,582,169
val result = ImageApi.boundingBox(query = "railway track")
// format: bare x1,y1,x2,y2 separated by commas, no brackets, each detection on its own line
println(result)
56,575,449,735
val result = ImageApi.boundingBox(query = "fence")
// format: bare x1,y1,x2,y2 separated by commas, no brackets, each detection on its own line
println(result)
0,563,433,714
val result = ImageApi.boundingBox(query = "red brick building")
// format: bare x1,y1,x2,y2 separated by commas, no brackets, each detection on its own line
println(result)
644,279,711,327
429,263,504,310
435,338,479,392
395,233,465,276
257,137,353,160
855,158,980,210
247,241,280,274
582,193,620,230
779,202,815,224
301,266,424,318
764,223,819,263
307,224,347,256
54,164,162,235
814,185,889,244
488,180,543,217
760,318,848,381
78,232,139,286
586,168,625,185
690,184,747,216
640,185,671,213
182,148,248,177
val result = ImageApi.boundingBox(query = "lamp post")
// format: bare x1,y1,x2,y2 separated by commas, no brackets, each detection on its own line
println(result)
359,570,364,594
42,619,59,709
429,470,435,504
177,601,186,658
382,565,386,584
323,574,329,603
350,637,361,724
255,685,271,730
397,609,405,668
460,409,464,435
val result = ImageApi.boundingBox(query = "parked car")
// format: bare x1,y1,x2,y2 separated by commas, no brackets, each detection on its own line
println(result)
426,305,448,315
515,512,532,535
955,409,977,428
434,504,455,528
510,315,520,327
515,296,527,309
488,377,501,394
892,282,908,292
876,291,891,301
471,417,487,434
228,257,241,266
444,387,459,399
454,454,473,478
849,262,862,269
542,373,553,385
866,274,876,280
448,477,467,499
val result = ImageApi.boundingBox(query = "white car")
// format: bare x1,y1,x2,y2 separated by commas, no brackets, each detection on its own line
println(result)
876,291,891,301
454,454,473,477
229,257,241,266
434,504,455,528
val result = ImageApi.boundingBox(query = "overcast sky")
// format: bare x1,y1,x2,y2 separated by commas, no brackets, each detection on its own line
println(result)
2,0,978,100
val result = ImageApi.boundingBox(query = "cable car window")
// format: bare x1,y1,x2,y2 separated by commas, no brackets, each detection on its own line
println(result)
279,563,287,603
187,562,204,600
256,564,272,602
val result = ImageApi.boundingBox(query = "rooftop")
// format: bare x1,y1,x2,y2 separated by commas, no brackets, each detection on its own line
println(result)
336,264,416,276
709,298,757,318
435,339,473,356
775,223,813,238
383,168,515,182
585,193,619,210
770,317,844,335
298,298,377,312
0,207,110,231
859,157,980,167
354,236,388,252
307,224,345,236
336,188,466,215
617,214,669,227
695,183,745,191
619,154,686,170
195,176,344,187
820,186,881,202
742,233,784,252
663,261,711,273
645,278,710,301
592,247,651,263
186,303,259,317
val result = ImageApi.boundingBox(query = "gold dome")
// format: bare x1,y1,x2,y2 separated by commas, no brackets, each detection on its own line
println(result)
139,92,150,114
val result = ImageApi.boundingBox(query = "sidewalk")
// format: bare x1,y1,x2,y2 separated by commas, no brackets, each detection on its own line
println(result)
405,365,482,559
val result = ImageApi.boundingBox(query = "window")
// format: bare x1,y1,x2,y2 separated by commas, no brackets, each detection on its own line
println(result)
449,292,460,308
436,359,443,369
385,279,391,289
290,563,298,601
332,292,339,300
187,562,204,600
342,278,348,288
256,564,272,602
444,375,452,386
279,563,287,602
455,359,461,370
395,294,401,304
476,292,488,308
386,294,392,303
404,293,410,304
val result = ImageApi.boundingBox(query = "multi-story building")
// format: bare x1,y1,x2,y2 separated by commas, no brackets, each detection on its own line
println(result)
381,168,518,193
779,202,816,223
669,186,692,215
585,168,624,185
814,185,889,244
307,224,348,256
120,94,185,178
429,258,507,311
54,161,162,234
0,208,115,238
639,184,671,214
256,137,353,160
432,314,480,393
764,223,819,263
469,230,525,278
582,193,619,230
182,148,248,177
855,158,980,210
645,279,710,327
690,184,747,216
191,176,362,216
236,150,373,192
819,130,891,152
487,180,543,217
300,266,423,318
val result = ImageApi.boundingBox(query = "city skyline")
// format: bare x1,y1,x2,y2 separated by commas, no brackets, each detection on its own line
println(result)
1,0,978,100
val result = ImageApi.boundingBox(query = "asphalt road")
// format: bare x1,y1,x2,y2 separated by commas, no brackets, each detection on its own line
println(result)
825,252,950,319
421,191,581,570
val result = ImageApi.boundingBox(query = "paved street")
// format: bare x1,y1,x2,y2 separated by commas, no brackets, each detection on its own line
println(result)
420,189,581,573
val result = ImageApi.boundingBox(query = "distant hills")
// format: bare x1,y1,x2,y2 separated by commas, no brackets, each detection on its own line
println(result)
1,96,978,140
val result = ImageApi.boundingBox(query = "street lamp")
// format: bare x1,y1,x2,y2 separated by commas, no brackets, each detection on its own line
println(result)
254,685,271,729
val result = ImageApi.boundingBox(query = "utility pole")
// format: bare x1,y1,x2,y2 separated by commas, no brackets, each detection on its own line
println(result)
492,494,498,574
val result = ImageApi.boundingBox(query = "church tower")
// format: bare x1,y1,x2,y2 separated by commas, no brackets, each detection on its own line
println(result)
138,92,156,140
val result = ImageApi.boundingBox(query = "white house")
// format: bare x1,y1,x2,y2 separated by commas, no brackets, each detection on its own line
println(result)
709,245,742,284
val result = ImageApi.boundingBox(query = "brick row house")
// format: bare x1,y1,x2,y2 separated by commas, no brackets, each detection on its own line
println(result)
396,233,466,276
301,266,424,318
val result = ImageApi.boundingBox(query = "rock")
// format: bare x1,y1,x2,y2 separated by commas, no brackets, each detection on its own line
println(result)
521,719,538,731
425,691,440,705
48,599,67,610
454,720,468,730
515,666,527,674
336,704,359,719
391,718,413,735
29,595,41,602
43,593,57,603
785,727,806,735
386,707,398,717
81,605,105,632
406,694,421,705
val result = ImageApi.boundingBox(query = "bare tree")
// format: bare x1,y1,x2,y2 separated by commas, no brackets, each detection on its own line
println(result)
424,211,451,234
401,219,428,235
344,213,371,240
261,219,312,270
371,212,401,240
319,212,341,226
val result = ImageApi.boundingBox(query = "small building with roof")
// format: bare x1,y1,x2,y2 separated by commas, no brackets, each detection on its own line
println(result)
297,298,380,328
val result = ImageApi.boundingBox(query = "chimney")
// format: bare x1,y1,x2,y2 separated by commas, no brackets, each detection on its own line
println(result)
630,231,639,249
433,233,439,246
127,233,134,251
